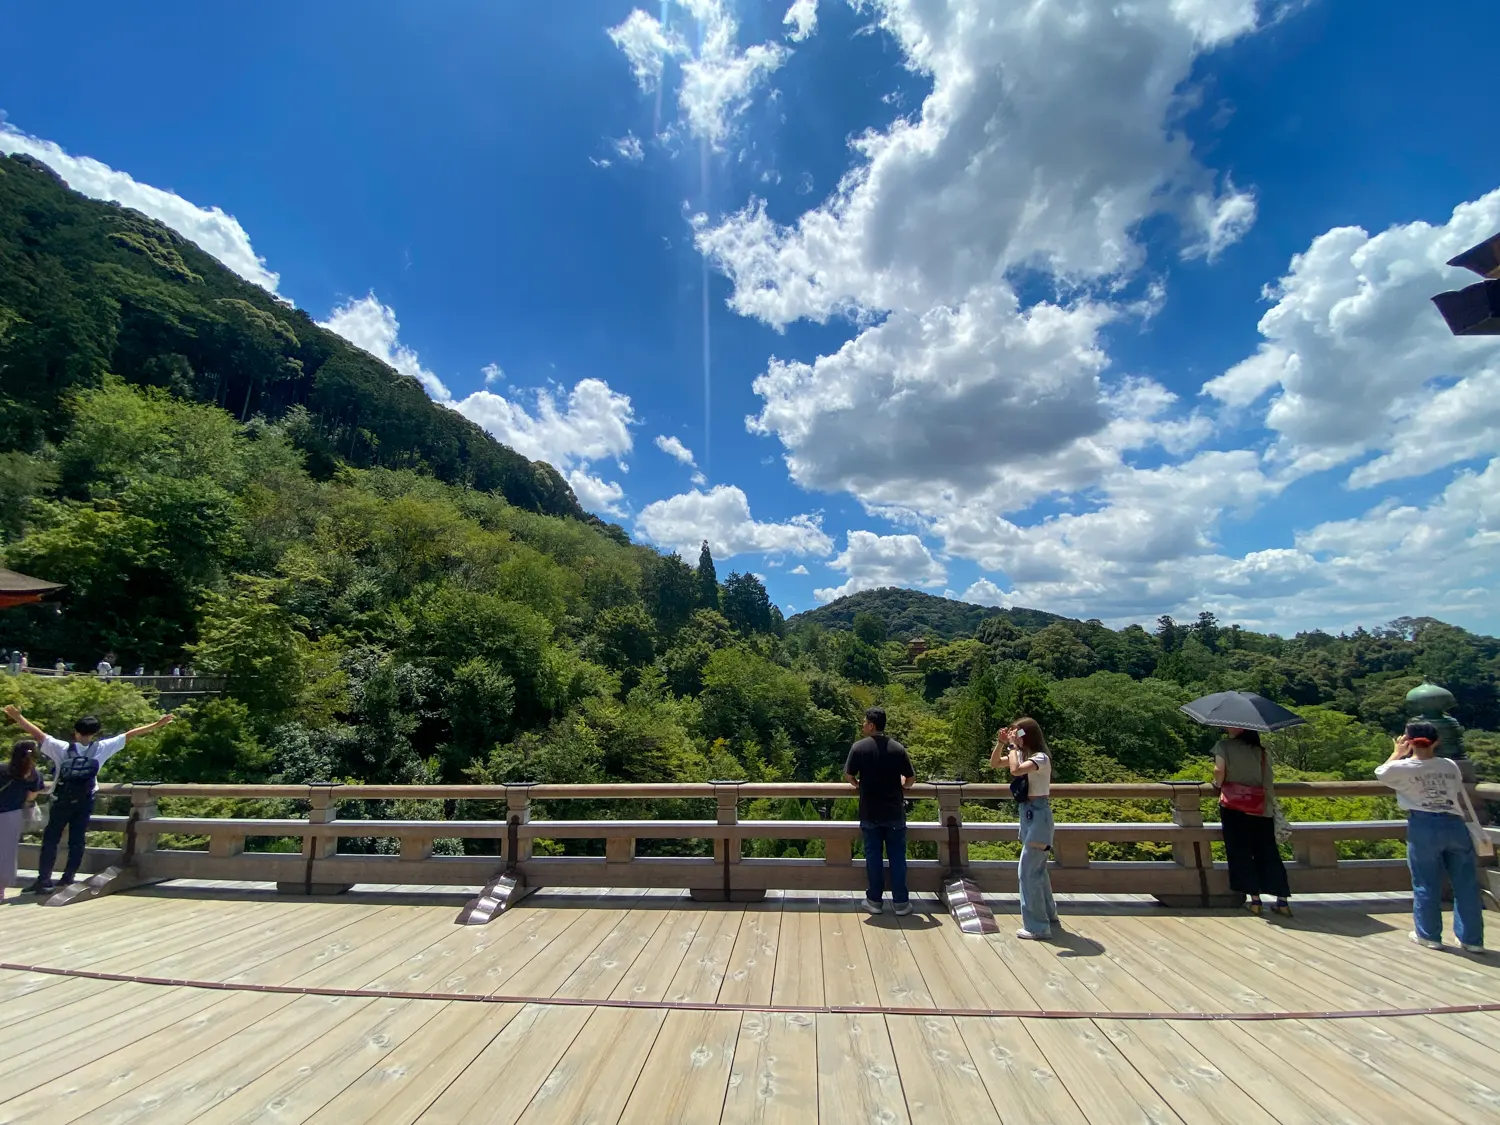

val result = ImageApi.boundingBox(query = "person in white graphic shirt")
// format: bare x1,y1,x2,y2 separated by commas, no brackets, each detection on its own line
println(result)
1375,721,1488,954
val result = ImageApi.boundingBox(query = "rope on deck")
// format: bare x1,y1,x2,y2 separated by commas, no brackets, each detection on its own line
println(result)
4,960,1498,1022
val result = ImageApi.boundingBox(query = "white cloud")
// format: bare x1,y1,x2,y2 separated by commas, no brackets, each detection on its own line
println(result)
635,484,832,558
691,470,708,486
612,133,646,163
961,577,1016,608
482,363,504,385
789,564,809,576
1204,188,1500,484
608,9,686,93
454,378,634,470
814,531,946,602
697,0,1261,328
321,294,452,402
567,470,629,519
1184,179,1258,261
610,2,790,149
783,0,818,42
1,122,280,292
654,434,697,466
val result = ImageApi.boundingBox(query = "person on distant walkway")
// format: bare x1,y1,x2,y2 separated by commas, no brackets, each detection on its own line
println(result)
1376,722,1487,953
2,706,173,895
994,718,1058,939
1213,728,1291,917
94,655,113,680
0,740,45,900
845,707,915,916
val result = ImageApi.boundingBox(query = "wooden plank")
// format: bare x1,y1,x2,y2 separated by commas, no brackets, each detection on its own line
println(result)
74,994,378,1124
608,905,706,1002
153,996,452,1125
411,1003,592,1125
552,899,674,1000
666,906,743,1004
895,899,1034,1010
496,903,647,997
954,1018,1089,1125
858,914,932,1009
770,899,824,1008
885,1013,1000,1124
1021,1018,1184,1125
1093,1019,1279,1125
818,897,880,1008
717,899,783,1007
618,1007,741,1125
721,1011,819,1125
511,1007,667,1125
263,1000,518,1125
815,1014,909,1125
1233,1018,1455,1125
0,990,303,1123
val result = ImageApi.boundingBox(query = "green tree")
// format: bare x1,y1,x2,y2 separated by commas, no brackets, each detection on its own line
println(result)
852,611,887,647
1028,623,1096,680
1049,672,1190,775
189,576,307,717
695,540,719,610
640,551,697,639
721,572,774,635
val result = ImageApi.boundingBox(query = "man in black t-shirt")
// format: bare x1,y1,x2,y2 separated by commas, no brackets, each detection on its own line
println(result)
843,707,915,915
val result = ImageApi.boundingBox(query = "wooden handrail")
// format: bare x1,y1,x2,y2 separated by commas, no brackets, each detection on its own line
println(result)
25,777,1445,904
92,779,1411,801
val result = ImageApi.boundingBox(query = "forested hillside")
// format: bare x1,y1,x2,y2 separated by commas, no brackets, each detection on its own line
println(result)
0,153,583,520
2,148,1499,832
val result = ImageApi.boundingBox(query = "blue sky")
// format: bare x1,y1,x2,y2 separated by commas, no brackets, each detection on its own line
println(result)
4,0,1499,635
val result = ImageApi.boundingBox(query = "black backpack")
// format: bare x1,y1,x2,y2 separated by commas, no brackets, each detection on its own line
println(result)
57,742,102,787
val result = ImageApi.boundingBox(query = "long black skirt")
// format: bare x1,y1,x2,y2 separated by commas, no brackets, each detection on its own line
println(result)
1220,805,1290,899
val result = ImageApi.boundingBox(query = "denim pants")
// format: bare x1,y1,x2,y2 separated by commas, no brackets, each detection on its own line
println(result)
37,787,95,883
1017,798,1056,936
1407,810,1484,947
862,823,908,905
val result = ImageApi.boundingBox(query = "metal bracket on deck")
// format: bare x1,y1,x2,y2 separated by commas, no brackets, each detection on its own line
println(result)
937,807,999,934
455,814,537,925
41,865,154,906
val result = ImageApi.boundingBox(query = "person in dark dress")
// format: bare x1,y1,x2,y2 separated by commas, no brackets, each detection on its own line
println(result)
1213,728,1291,917
844,707,915,916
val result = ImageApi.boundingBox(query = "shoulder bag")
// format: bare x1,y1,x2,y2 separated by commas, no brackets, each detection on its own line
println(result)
1450,760,1496,858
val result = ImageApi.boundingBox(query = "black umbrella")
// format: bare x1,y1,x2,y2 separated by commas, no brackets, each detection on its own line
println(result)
1179,691,1306,733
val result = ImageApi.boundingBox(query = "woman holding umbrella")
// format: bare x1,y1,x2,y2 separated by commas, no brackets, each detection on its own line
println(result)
1183,692,1301,918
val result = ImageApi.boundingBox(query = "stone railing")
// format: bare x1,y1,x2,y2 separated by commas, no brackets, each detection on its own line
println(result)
26,779,1497,907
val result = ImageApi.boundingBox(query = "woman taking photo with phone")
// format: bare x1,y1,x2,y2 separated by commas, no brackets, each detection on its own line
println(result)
1376,721,1488,952
992,717,1057,940
1214,727,1291,917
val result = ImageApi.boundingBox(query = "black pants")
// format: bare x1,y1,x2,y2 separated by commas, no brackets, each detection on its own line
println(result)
37,787,95,883
1221,805,1290,899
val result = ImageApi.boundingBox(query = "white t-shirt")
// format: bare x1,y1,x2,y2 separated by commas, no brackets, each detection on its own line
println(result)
40,733,128,786
1374,756,1465,815
1022,752,1051,798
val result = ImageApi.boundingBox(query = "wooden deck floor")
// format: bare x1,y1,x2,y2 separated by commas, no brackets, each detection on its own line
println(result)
1,884,1499,1123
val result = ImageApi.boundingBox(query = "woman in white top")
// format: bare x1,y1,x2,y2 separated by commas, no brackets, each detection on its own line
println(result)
1375,721,1485,953
992,716,1057,940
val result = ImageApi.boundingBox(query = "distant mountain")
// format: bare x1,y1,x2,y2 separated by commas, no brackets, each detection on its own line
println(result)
0,153,587,522
787,587,1067,640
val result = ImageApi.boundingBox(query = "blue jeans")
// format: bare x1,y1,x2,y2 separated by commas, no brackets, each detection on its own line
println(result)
862,824,908,905
37,786,95,884
1018,798,1056,936
1408,810,1484,947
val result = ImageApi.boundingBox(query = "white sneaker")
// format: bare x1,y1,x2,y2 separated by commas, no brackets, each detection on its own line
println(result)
1015,928,1048,941
1410,931,1443,950
1461,943,1486,954
862,898,883,915
893,902,913,917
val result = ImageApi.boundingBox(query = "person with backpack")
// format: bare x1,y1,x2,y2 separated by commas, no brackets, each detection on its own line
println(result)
844,707,916,916
2,706,173,894
1376,721,1489,953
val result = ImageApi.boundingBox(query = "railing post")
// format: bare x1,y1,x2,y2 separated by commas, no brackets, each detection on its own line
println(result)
401,835,435,862
1166,781,1205,868
930,779,967,870
279,783,349,896
1293,832,1339,869
505,783,534,865
129,784,158,855
710,779,742,866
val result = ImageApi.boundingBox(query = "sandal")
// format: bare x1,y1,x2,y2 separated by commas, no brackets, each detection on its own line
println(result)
1270,901,1293,918
1244,900,1263,917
